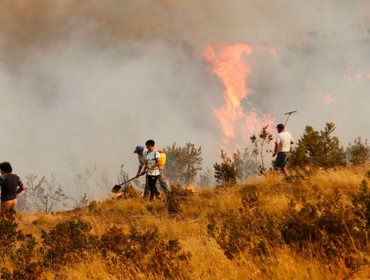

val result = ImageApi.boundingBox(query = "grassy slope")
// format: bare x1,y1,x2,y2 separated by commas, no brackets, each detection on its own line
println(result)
12,165,370,279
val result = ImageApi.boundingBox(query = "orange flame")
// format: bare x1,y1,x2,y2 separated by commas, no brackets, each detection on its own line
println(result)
186,184,196,192
204,44,274,148
204,44,253,140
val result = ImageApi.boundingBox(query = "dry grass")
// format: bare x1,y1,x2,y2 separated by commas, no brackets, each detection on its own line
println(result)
2,164,369,279
310,166,365,194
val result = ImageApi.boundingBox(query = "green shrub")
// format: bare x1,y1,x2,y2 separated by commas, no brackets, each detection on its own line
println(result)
164,143,203,186
0,215,18,262
41,219,97,268
352,180,370,232
0,217,191,278
165,185,194,216
281,184,369,267
208,181,370,269
346,138,369,165
1,236,42,280
99,226,191,278
214,150,238,186
289,123,346,168
88,200,101,213
208,186,282,259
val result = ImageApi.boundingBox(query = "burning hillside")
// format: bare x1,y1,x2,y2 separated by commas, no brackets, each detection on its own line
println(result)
0,0,368,201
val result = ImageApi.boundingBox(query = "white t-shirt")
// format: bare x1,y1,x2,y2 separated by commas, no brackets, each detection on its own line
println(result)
276,131,294,153
146,150,161,176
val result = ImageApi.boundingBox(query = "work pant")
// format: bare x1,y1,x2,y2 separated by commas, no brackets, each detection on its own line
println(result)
143,170,170,197
1,199,17,218
158,169,170,193
143,177,160,198
146,175,160,201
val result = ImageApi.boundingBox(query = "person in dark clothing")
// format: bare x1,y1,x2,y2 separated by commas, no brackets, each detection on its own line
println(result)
0,162,24,217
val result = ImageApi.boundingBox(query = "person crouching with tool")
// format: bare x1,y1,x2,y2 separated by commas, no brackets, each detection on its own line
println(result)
144,140,161,201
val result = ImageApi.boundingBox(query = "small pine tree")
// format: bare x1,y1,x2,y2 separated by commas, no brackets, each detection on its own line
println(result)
289,122,346,168
214,150,238,186
164,143,203,186
346,138,369,165
232,148,259,181
250,125,273,175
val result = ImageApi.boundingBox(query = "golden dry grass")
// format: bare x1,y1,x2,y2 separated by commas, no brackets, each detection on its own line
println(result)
7,164,370,279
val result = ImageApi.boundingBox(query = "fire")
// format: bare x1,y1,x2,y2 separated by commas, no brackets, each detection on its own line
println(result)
304,165,311,172
186,184,196,192
112,192,123,200
204,44,274,148
204,44,253,141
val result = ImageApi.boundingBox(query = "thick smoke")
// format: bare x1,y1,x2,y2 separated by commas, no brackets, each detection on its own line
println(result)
0,0,369,198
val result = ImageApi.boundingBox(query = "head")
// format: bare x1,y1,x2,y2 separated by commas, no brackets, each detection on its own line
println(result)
276,123,285,133
145,139,155,151
0,162,12,175
133,145,145,155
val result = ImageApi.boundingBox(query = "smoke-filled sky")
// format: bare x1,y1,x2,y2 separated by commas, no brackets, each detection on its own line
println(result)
0,0,369,198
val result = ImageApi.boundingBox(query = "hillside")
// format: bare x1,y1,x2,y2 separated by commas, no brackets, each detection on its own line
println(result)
1,165,370,280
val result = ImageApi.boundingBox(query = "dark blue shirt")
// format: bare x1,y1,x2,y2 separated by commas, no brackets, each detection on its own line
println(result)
0,174,23,202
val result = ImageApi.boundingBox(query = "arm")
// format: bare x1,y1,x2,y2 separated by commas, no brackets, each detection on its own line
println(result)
136,154,147,177
273,134,280,157
16,180,24,194
273,143,278,157
136,165,145,177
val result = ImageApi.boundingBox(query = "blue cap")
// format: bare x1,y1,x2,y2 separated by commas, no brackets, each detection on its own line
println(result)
133,145,144,153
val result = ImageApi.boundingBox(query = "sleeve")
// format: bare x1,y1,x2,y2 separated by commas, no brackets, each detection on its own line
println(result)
18,176,24,187
138,155,145,166
275,134,281,144
155,151,161,159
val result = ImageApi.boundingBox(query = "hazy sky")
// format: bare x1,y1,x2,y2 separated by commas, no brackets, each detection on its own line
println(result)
0,0,369,198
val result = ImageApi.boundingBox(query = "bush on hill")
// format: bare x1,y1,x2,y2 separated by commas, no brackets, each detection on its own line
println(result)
289,122,347,168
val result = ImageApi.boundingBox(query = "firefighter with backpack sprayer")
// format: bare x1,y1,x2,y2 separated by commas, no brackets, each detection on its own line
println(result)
134,141,170,200
145,140,167,201
156,148,170,194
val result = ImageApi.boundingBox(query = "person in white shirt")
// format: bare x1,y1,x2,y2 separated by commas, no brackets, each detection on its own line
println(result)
134,144,170,198
145,140,162,201
134,145,159,198
273,123,294,176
